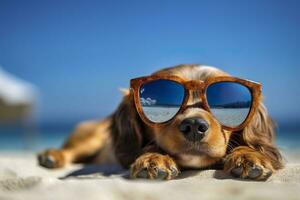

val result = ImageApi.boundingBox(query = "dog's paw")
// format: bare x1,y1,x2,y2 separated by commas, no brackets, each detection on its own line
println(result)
224,147,274,181
130,153,180,180
38,149,65,169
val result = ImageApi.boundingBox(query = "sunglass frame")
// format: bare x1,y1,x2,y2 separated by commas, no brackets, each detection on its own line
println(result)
130,75,261,131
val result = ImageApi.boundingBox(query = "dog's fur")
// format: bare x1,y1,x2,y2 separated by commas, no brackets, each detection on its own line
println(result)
38,64,284,180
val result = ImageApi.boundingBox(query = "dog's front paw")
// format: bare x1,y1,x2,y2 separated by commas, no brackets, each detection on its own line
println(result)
224,147,274,181
38,148,65,169
130,153,180,180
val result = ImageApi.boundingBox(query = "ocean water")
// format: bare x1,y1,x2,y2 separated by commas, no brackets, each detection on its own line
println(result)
0,126,299,152
0,126,72,151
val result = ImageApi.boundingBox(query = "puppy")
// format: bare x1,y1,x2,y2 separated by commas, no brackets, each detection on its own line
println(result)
38,64,284,180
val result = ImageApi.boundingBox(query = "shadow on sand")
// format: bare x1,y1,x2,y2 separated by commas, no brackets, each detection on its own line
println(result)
60,164,129,180
60,164,240,181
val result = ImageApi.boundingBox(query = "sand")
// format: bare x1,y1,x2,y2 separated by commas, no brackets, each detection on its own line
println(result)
0,151,300,200
142,106,249,126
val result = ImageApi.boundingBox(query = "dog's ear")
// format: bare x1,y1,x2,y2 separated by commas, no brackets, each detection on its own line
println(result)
241,102,284,169
111,90,144,168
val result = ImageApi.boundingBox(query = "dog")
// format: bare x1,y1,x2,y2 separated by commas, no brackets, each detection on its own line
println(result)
38,64,284,180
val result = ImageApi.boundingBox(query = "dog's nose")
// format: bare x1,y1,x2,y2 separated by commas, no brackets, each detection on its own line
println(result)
179,118,209,141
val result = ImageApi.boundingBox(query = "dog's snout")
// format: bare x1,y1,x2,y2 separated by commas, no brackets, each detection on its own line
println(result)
179,118,209,141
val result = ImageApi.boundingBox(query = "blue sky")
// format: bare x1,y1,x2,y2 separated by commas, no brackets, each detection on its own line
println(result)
140,80,185,106
206,82,251,106
0,0,299,125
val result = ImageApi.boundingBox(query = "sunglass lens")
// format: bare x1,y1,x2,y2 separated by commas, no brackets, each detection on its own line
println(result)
206,82,252,127
139,80,185,123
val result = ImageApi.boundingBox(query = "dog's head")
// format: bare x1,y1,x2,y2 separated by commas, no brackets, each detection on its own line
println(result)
113,64,279,169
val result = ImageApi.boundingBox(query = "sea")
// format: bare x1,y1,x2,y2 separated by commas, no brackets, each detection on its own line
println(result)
0,122,299,153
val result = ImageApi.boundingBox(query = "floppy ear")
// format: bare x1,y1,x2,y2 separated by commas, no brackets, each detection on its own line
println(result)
111,90,145,168
241,102,284,169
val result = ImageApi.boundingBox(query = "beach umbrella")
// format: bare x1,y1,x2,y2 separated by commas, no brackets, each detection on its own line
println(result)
0,66,37,123
0,66,38,149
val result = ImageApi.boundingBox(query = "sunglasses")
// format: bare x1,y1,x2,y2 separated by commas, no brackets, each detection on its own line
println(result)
130,75,261,131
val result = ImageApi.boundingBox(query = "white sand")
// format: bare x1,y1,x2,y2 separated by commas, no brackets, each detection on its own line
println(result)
0,151,300,200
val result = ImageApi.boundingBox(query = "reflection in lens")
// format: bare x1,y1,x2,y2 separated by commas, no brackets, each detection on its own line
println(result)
206,82,252,127
139,80,185,123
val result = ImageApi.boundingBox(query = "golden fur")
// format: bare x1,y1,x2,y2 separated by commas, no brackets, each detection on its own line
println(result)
38,64,284,181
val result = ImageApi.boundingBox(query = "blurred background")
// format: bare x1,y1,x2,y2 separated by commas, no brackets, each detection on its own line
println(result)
0,0,299,152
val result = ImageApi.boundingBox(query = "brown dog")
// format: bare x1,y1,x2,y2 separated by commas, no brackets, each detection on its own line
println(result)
38,64,284,180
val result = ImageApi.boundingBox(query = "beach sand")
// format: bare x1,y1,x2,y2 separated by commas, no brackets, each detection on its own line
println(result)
0,151,300,200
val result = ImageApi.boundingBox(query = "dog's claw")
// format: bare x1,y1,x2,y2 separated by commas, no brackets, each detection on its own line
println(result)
44,155,56,168
37,149,65,169
231,166,243,178
130,153,180,180
156,169,168,180
264,170,273,179
225,147,275,181
39,154,56,168
136,169,149,179
136,168,169,180
248,165,263,179
170,167,179,178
